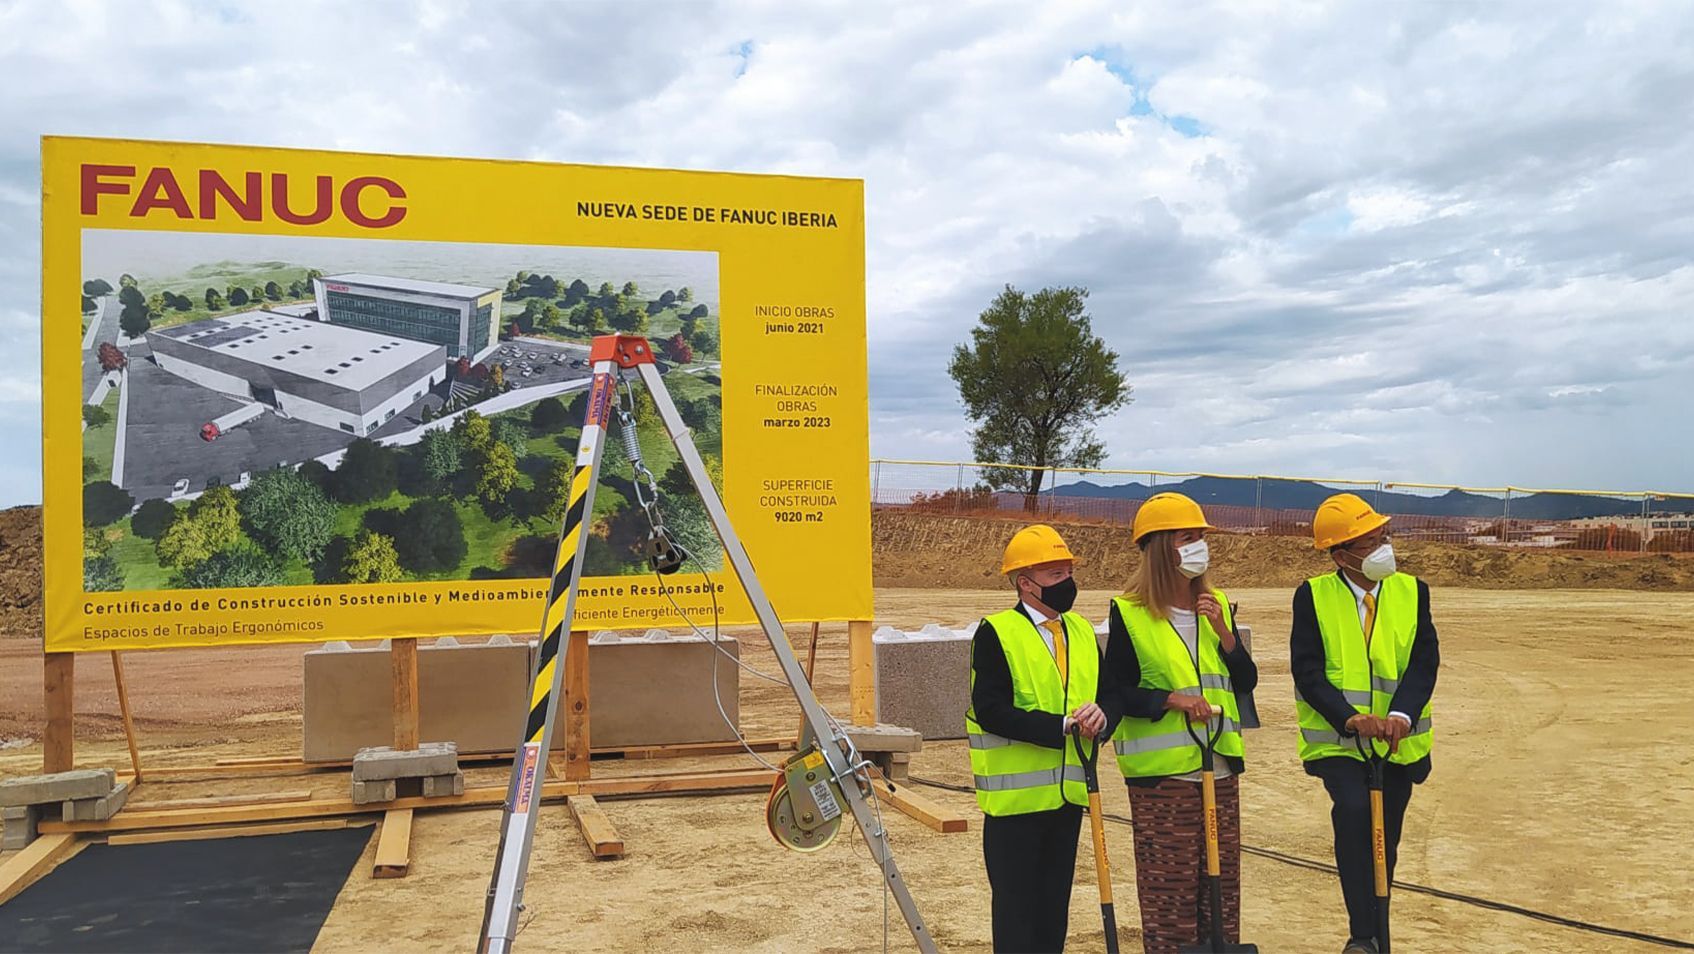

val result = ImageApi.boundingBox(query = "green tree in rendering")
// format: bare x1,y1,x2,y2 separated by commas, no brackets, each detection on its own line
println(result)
228,286,249,306
678,287,692,303
492,418,529,459
174,544,282,588
205,287,226,310
540,302,564,331
131,498,179,540
530,396,569,432
394,498,467,573
264,281,283,301
82,481,133,527
119,274,137,289
83,405,111,428
342,529,404,583
84,553,123,592
334,439,400,504
539,459,575,524
689,329,717,355
192,487,243,550
119,286,144,308
241,468,337,561
566,278,590,304
474,441,520,507
249,286,265,305
84,279,114,296
156,517,214,568
453,410,493,456
948,285,1131,511
418,428,462,485
621,281,638,299
505,277,522,299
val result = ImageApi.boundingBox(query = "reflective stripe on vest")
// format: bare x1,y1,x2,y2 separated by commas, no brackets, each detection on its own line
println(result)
1108,593,1245,779
965,608,1100,816
1294,572,1435,766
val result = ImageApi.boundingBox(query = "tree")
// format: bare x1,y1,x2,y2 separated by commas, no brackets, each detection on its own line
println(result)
118,285,145,308
97,342,127,371
679,396,719,433
452,410,493,455
119,274,137,289
522,297,545,325
662,334,693,364
171,292,192,311
688,303,709,319
82,456,98,480
540,302,563,331
82,481,133,526
241,468,337,561
517,270,532,282
334,438,399,503
303,269,323,290
264,281,283,300
250,286,265,305
947,285,1130,510
689,329,717,355
174,544,282,589
190,486,242,551
492,418,529,458
156,514,213,568
566,278,590,304
288,280,305,298
147,292,166,315
597,281,615,300
205,287,226,310
342,529,404,583
84,554,123,592
678,286,693,303
81,295,95,313
505,277,522,299
658,289,677,308
131,498,178,540
490,364,507,392
679,314,699,339
418,428,462,483
539,459,575,523
84,279,114,296
531,396,569,432
586,307,607,333
119,302,151,338
395,498,467,573
621,280,639,298
83,404,111,428
474,441,520,506
228,286,249,306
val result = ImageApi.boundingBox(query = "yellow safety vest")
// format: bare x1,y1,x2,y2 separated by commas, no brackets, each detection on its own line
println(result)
965,608,1099,816
1109,593,1244,778
1295,572,1434,765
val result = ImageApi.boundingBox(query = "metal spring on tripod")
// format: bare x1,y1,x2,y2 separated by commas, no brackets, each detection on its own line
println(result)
619,413,644,468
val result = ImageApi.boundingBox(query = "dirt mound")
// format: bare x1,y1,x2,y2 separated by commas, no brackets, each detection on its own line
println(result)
871,511,1694,591
0,506,42,638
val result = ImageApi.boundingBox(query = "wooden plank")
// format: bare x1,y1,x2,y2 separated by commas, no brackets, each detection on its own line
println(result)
43,653,75,773
138,790,315,811
111,652,143,782
849,620,876,726
566,794,624,859
107,818,354,846
562,630,590,781
869,772,969,834
372,808,413,879
0,833,82,906
40,768,776,834
392,637,419,750
593,737,795,761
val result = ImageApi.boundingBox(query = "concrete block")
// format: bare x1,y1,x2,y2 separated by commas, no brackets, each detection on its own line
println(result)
555,631,741,750
61,781,131,822
302,638,530,762
874,626,973,741
351,778,397,805
0,768,116,808
434,636,460,647
422,772,466,798
844,723,923,754
352,742,459,781
2,804,39,850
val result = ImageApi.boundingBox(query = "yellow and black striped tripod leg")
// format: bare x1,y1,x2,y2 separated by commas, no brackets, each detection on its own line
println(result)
479,359,617,954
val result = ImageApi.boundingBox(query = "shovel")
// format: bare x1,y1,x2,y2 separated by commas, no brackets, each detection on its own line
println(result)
1070,724,1120,954
1355,734,1392,953
1179,703,1258,953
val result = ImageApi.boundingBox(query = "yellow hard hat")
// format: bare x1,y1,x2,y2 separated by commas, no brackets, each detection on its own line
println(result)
1313,493,1390,550
1001,524,1077,575
1132,492,1213,543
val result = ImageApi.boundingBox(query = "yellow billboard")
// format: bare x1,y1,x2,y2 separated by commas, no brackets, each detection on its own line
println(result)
43,137,869,651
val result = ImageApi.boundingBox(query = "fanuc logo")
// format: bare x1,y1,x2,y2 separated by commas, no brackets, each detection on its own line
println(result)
79,164,408,228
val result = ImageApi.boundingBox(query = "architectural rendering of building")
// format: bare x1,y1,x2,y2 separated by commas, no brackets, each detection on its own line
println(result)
313,273,501,363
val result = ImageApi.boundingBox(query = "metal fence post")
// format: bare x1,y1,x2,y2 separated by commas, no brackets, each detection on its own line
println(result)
872,459,882,508
1502,488,1512,547
1254,476,1263,532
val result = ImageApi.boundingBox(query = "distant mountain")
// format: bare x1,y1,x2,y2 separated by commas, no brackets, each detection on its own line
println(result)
1049,476,1693,521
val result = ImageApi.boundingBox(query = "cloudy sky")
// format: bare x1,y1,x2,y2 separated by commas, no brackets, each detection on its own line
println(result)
2,0,1690,506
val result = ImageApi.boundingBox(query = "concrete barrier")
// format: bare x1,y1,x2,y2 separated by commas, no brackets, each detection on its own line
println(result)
556,630,742,750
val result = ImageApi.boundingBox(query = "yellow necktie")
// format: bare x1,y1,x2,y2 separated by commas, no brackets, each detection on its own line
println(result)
1043,619,1068,683
1362,592,1377,648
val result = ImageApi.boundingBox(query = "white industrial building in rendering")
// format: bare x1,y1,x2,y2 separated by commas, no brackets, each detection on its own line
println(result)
313,273,501,364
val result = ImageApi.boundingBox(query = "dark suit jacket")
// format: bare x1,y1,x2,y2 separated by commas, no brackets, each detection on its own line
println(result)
969,605,1114,750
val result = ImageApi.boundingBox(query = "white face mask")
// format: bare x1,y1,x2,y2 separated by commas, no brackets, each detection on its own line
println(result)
1176,539,1210,579
1360,543,1397,581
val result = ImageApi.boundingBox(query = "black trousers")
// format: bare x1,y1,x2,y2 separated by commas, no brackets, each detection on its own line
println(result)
983,803,1084,953
1309,757,1415,942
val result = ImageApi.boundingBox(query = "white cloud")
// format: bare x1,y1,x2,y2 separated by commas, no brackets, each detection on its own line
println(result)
0,0,1690,505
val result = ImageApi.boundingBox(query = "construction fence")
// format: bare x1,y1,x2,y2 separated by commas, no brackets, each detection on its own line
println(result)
870,459,1694,556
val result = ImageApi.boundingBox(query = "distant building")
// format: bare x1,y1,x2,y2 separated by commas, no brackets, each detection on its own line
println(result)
148,310,445,437
313,273,501,363
1566,513,1691,542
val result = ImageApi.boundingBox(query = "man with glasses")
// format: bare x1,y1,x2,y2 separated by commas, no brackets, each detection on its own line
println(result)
1290,493,1440,954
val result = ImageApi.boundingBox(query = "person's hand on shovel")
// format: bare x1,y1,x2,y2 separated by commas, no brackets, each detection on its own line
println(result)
1380,713,1412,755
1166,694,1216,723
1345,712,1385,740
1070,702,1108,739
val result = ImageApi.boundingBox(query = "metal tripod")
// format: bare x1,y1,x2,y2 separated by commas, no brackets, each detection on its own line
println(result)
478,334,937,953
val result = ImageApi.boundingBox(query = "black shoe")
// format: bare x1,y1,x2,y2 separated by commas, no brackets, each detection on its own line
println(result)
1342,941,1378,954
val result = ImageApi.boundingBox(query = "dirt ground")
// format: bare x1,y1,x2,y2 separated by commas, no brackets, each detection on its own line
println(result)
4,584,1693,952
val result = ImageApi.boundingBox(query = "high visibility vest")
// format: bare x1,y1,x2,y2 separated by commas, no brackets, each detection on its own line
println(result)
1295,572,1434,765
965,608,1099,816
1109,593,1244,778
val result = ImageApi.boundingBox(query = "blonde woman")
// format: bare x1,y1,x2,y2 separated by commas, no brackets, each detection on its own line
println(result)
1100,493,1257,954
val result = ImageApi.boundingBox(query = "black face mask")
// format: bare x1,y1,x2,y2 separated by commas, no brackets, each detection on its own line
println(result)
1029,576,1077,613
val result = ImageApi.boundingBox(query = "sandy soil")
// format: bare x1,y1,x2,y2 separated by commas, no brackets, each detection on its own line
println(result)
5,586,1693,953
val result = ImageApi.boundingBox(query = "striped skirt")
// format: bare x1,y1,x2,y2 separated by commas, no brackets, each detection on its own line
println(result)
1126,775,1242,954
